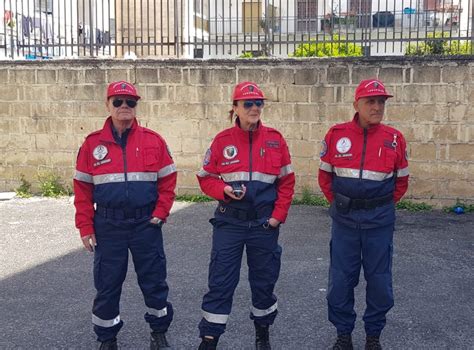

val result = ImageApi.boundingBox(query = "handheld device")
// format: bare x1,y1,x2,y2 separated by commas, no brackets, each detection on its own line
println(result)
231,183,244,198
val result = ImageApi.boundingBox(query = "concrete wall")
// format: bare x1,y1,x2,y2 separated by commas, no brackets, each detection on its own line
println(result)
0,56,473,206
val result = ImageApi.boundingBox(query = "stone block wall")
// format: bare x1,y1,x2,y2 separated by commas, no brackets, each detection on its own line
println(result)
0,56,472,207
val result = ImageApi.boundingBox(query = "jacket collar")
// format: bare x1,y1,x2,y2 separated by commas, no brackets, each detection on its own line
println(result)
99,117,139,143
233,118,263,138
349,113,382,134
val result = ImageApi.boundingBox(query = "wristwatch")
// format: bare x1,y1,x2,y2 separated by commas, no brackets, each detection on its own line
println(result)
150,217,164,227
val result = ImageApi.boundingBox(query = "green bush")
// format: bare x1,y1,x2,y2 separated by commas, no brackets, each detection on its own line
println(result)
38,172,70,197
443,201,474,214
396,200,432,211
15,174,32,198
292,187,330,207
175,194,214,202
405,32,473,55
292,35,363,57
239,51,254,58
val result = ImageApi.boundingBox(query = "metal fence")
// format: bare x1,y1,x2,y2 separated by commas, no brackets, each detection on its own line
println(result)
1,0,473,60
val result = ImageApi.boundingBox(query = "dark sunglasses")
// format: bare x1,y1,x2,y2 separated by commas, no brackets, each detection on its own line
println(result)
243,100,264,109
112,98,138,108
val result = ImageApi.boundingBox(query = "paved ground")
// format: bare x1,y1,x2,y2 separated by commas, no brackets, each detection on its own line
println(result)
0,197,473,350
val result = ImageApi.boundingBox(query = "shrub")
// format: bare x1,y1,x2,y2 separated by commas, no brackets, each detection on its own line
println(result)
38,172,70,197
405,32,473,55
292,35,363,57
15,174,32,198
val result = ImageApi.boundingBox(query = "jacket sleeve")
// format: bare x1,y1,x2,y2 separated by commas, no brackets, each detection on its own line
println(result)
318,130,334,203
73,142,95,237
394,132,409,203
271,137,295,223
152,138,177,220
196,140,228,201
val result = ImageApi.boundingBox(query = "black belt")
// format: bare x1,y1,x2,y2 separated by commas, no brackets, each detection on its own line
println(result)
216,205,273,221
96,204,154,220
350,194,393,210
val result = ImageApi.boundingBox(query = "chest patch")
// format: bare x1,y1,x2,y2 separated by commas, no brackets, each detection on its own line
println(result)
223,145,238,160
93,145,108,160
266,140,280,148
336,137,351,154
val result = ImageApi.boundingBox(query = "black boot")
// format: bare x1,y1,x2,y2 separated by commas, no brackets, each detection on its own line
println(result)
254,323,271,350
99,338,118,350
365,335,382,350
332,334,353,350
150,331,170,349
198,336,218,350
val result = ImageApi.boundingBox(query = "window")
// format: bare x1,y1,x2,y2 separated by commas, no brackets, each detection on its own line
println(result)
35,0,53,14
297,0,318,32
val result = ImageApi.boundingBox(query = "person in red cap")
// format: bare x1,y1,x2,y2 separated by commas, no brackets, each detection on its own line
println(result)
74,81,176,350
196,81,295,349
318,79,409,350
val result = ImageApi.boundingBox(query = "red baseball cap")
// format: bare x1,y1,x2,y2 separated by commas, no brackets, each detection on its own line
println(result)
354,79,393,101
232,81,266,101
107,81,141,100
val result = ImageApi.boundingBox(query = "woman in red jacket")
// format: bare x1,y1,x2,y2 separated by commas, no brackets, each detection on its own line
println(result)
196,82,295,350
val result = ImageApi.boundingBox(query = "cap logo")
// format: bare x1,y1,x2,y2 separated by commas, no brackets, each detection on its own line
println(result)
121,83,127,89
248,85,254,92
373,82,379,88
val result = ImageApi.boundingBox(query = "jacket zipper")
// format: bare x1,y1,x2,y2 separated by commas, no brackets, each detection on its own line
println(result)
120,142,129,199
359,129,368,180
249,130,253,181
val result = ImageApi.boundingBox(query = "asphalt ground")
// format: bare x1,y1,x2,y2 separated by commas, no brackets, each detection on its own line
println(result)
0,197,473,350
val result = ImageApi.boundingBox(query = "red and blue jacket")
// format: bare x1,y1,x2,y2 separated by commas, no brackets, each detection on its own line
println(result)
74,117,177,237
197,120,295,226
318,114,409,228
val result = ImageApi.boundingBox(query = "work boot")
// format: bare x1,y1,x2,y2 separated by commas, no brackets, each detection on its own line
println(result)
332,334,353,350
365,335,382,350
150,331,170,349
98,338,118,350
254,323,271,350
198,336,218,350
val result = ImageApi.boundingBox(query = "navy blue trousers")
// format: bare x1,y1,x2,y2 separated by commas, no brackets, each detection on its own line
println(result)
199,220,282,338
327,220,394,337
92,215,173,342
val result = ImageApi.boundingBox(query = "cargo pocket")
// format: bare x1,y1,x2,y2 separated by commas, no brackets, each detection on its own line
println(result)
384,148,397,172
144,147,160,171
93,253,103,291
265,150,282,175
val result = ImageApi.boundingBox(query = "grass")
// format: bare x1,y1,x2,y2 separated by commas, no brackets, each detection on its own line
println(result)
15,174,32,198
292,188,330,207
175,194,214,202
38,172,72,198
396,200,433,212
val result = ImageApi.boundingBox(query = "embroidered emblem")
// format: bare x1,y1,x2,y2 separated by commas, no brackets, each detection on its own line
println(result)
320,140,328,157
93,145,108,160
223,145,238,160
336,137,351,154
203,148,211,166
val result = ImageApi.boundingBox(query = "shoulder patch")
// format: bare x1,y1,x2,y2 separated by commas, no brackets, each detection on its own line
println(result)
320,140,328,157
203,148,212,166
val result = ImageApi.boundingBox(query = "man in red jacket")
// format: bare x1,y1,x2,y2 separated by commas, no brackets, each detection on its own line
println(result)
74,81,176,350
318,79,409,350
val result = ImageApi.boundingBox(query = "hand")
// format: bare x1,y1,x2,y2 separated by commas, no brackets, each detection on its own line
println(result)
81,234,97,252
268,217,280,228
149,217,163,226
224,184,247,201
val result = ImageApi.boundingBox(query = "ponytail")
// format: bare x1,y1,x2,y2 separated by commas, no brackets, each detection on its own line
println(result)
229,101,238,123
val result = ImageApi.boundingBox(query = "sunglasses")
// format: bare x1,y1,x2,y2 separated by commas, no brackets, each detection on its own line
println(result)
243,100,264,109
112,98,138,108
